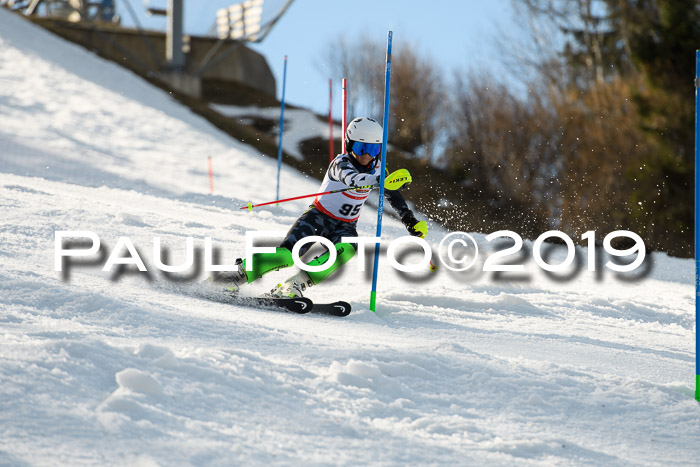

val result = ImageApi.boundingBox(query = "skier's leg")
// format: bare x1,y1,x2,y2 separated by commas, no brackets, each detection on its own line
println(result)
245,207,332,282
272,218,359,297
279,207,331,256
220,207,330,291
241,247,294,283
271,242,356,297
215,247,293,284
305,242,356,285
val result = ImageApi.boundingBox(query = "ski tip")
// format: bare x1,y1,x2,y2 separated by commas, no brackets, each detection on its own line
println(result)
332,301,351,317
311,301,351,317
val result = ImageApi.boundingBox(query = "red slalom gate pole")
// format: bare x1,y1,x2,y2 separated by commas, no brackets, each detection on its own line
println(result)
329,79,334,161
341,78,347,154
207,156,214,194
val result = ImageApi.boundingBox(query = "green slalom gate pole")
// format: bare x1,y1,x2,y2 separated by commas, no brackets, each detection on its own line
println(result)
695,49,699,402
370,31,393,312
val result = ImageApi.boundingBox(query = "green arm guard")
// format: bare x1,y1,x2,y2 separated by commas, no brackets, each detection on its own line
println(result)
384,169,412,190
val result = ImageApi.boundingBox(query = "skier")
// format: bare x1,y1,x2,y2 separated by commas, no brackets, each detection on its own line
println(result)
220,117,428,298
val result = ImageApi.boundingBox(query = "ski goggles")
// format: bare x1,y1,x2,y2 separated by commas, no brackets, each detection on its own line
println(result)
351,141,382,158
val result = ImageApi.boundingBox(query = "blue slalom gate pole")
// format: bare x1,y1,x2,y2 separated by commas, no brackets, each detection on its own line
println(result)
695,49,699,402
370,31,393,312
276,55,288,202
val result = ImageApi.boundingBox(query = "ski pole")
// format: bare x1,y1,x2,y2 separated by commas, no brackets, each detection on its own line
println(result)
240,184,377,211
240,169,412,211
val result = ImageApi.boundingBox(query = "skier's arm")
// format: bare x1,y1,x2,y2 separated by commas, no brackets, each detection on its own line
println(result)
400,210,428,238
328,157,427,237
328,157,380,188
385,188,410,219
383,168,427,238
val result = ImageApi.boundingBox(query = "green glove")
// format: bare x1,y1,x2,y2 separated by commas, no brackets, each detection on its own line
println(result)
401,212,428,238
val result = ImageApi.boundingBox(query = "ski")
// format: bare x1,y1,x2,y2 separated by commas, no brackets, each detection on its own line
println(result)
194,281,350,316
224,295,350,317
222,295,313,314
311,301,351,317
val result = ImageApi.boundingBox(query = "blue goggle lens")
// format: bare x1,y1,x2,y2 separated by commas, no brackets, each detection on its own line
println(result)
351,141,382,158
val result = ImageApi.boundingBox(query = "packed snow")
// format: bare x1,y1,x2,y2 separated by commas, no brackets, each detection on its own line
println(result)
1,8,699,466
210,104,343,161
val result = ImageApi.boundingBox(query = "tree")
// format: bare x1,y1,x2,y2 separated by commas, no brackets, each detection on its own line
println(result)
513,0,700,255
443,71,559,225
322,37,445,161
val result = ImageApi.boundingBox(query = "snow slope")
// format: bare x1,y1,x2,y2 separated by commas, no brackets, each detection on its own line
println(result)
209,105,343,162
1,8,699,466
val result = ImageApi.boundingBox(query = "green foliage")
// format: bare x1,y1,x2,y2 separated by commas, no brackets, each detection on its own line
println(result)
607,0,699,256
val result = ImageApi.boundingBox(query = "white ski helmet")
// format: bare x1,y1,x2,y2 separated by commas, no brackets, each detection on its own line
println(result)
345,117,383,154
